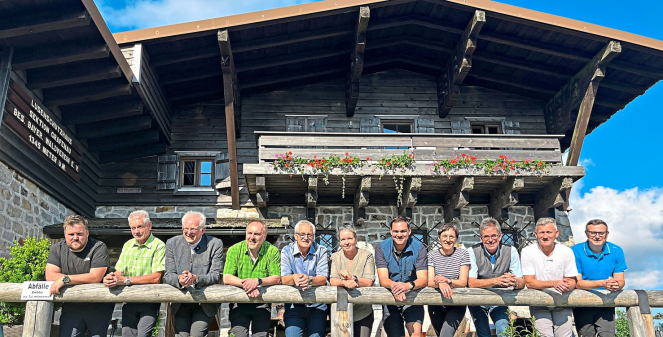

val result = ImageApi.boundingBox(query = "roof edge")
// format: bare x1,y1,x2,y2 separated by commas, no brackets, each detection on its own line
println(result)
112,0,663,54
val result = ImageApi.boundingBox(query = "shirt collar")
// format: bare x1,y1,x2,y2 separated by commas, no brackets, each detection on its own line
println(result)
292,241,318,257
391,237,414,254
131,233,155,248
243,241,269,257
583,241,610,258
482,243,501,263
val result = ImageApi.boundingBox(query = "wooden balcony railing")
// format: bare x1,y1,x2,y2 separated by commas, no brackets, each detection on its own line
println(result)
255,131,565,164
1,284,661,337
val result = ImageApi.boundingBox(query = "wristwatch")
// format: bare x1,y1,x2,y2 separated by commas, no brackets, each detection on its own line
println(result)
62,275,70,284
409,281,416,289
446,279,453,285
308,277,314,286
353,275,359,284
257,278,263,286
125,277,132,286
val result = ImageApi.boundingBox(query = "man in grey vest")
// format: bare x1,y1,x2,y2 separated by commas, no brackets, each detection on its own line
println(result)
467,217,525,337
164,211,224,337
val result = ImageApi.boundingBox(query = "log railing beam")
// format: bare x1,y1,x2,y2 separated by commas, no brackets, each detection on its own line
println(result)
544,41,621,136
488,177,524,221
438,10,486,117
444,177,474,223
398,177,421,218
354,177,371,226
346,6,370,117
218,29,241,210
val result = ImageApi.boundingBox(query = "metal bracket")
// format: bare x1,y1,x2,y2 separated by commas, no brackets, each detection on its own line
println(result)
337,287,349,311
635,289,651,315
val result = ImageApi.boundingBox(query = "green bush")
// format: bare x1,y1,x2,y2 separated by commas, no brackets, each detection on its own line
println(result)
616,309,630,337
0,237,51,326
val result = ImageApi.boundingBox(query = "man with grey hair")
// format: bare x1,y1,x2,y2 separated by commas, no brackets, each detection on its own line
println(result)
164,211,224,337
521,217,578,337
103,210,166,337
467,217,525,337
281,220,329,337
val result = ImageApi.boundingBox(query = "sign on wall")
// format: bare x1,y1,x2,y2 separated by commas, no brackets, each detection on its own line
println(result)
2,80,82,182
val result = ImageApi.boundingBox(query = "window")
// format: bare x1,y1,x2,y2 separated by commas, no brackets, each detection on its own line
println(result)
411,228,429,247
181,157,214,187
471,123,501,134
501,229,519,249
382,120,413,134
316,230,337,257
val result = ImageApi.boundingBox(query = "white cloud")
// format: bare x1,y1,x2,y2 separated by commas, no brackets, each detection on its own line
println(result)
96,0,319,32
568,181,663,289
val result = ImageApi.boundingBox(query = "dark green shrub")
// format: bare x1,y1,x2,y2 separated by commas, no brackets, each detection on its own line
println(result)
0,237,51,325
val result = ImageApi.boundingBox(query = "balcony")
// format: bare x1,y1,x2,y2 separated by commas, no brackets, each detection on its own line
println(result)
243,132,584,221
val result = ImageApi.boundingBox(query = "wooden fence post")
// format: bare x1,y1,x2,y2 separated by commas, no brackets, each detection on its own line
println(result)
22,301,53,337
331,287,354,337
627,290,655,337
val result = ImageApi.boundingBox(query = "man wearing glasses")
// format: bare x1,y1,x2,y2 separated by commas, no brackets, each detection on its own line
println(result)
467,217,525,337
521,217,578,337
571,219,626,337
164,211,224,337
375,215,428,337
224,220,281,337
103,210,166,337
281,220,329,337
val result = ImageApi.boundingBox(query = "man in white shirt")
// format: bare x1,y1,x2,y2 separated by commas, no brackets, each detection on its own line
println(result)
521,217,578,337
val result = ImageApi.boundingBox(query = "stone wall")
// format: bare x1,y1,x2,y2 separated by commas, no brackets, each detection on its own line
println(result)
0,161,73,257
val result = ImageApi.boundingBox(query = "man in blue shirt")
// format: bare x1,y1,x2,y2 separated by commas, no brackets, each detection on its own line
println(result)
281,220,329,337
375,215,428,337
572,219,627,337
467,217,525,337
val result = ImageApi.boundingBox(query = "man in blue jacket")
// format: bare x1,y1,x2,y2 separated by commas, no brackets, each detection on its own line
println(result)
375,215,428,337
572,219,626,337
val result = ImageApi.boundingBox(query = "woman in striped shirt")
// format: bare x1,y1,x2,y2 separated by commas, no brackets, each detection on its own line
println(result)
427,223,470,337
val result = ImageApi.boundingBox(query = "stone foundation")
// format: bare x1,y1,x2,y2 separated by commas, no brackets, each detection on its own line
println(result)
0,161,73,257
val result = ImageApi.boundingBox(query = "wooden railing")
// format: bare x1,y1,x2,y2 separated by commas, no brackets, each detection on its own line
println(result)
255,131,565,163
1,284,661,337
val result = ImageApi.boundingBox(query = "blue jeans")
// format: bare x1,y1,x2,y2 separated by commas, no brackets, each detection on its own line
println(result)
284,305,328,337
469,306,509,337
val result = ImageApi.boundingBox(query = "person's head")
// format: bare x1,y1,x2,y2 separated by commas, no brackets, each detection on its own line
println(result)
585,219,609,247
438,223,459,250
337,224,358,253
390,215,411,247
534,217,559,250
128,210,152,245
293,220,315,250
246,220,268,251
479,217,502,254
182,211,206,245
63,215,89,252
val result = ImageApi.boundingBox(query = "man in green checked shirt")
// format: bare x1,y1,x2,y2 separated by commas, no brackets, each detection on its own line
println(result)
223,220,281,337
103,210,166,337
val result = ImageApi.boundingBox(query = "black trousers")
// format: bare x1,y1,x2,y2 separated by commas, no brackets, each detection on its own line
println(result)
573,307,616,337
229,303,272,337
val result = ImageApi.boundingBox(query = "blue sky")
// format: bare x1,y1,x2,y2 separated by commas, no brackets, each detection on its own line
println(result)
95,0,663,291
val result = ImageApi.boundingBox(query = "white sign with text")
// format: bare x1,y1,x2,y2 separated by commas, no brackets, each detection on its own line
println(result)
21,281,54,301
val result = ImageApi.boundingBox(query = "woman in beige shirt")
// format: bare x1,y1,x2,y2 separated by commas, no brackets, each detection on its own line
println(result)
330,224,376,337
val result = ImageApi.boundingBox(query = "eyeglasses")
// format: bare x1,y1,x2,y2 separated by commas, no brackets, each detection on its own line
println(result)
481,234,499,240
296,233,314,239
440,235,457,241
183,227,201,233
587,231,607,237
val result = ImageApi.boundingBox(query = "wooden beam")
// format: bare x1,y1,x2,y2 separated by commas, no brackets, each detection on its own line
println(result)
346,6,370,117
60,100,143,125
87,130,160,152
465,73,557,96
479,31,592,63
12,44,110,70
488,177,524,221
533,177,573,219
545,41,622,136
237,49,349,73
354,177,371,226
473,53,574,79
151,50,219,67
307,176,318,209
398,177,421,217
608,60,663,80
76,115,152,139
219,29,240,210
240,68,344,90
44,81,132,107
0,11,91,39
233,27,353,53
438,10,486,117
27,64,122,90
0,48,13,126
256,176,268,208
169,88,221,103
23,301,54,337
444,177,474,223
160,69,223,86
98,142,167,164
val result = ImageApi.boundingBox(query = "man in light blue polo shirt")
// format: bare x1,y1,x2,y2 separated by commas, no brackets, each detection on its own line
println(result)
572,219,627,337
281,220,329,337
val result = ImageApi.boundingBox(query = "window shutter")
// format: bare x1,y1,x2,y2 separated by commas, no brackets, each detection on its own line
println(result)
417,117,435,133
157,155,179,190
215,152,230,183
451,120,471,134
359,117,380,133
